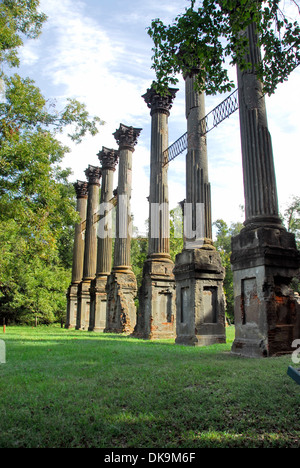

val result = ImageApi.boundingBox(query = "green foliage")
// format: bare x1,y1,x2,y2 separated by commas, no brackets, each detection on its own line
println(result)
0,236,70,325
148,0,300,96
60,99,104,144
281,196,300,292
0,0,47,67
283,196,300,249
0,167,77,324
0,74,104,144
170,205,184,262
130,206,184,291
213,219,243,321
0,1,103,324
131,235,149,289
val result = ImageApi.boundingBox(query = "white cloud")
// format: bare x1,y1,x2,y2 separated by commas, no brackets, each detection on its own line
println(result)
266,68,300,215
18,0,300,232
19,46,39,66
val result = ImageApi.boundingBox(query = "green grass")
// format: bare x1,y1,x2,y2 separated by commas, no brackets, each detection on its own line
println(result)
0,325,299,448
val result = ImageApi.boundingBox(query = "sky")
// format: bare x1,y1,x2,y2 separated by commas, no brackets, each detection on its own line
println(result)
15,0,300,235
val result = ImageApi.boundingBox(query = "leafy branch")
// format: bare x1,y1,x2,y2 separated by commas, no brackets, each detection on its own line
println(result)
148,0,300,96
0,74,104,143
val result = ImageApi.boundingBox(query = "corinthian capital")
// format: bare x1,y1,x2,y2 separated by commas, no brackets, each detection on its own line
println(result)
85,165,102,185
142,86,178,116
97,147,119,171
74,180,88,199
113,124,142,151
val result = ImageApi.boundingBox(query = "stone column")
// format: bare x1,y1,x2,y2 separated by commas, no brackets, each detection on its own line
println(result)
66,180,88,329
76,165,101,330
231,23,300,357
105,124,142,334
89,147,119,332
185,71,213,248
174,70,226,346
134,86,178,339
238,24,281,228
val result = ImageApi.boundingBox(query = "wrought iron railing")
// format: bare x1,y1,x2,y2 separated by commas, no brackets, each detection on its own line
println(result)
163,89,239,166
209,89,239,132
164,131,188,165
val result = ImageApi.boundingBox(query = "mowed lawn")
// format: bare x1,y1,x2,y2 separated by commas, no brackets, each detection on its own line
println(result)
0,325,299,448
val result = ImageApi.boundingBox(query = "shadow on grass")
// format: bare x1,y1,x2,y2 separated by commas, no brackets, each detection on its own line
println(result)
0,326,293,361
0,327,299,448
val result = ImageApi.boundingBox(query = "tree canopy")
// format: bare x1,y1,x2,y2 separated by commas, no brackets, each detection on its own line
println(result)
0,0,47,68
148,0,300,95
0,0,104,324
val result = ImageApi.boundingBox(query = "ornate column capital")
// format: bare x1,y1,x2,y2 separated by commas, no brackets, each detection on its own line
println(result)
74,180,88,199
142,86,178,116
113,124,142,152
97,147,119,171
85,165,102,186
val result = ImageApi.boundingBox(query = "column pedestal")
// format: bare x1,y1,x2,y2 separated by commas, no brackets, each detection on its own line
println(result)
89,275,109,332
76,280,92,330
66,283,79,329
174,248,226,346
231,224,300,357
135,254,176,339
105,267,138,334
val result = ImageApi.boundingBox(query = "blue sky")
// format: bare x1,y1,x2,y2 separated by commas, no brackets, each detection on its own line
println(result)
16,0,300,234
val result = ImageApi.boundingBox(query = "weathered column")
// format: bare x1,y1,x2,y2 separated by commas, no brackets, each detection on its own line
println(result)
231,23,300,357
134,86,178,339
76,165,101,330
185,72,213,248
89,147,119,332
105,124,142,334
238,24,281,227
174,70,226,346
66,180,88,329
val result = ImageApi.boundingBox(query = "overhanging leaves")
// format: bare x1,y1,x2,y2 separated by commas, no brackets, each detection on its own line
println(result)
148,0,300,96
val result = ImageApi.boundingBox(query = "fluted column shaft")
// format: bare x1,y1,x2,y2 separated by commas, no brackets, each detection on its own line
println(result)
143,87,178,258
113,124,142,271
82,165,101,280
96,147,119,276
66,180,88,329
185,72,212,247
113,148,132,269
237,23,280,226
72,181,88,284
149,111,169,256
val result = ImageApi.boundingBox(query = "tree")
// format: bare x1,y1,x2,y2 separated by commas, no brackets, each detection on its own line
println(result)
282,196,300,293
0,0,47,68
0,0,104,324
214,219,243,321
170,205,184,262
131,235,149,290
0,74,102,258
283,196,300,249
148,0,300,96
